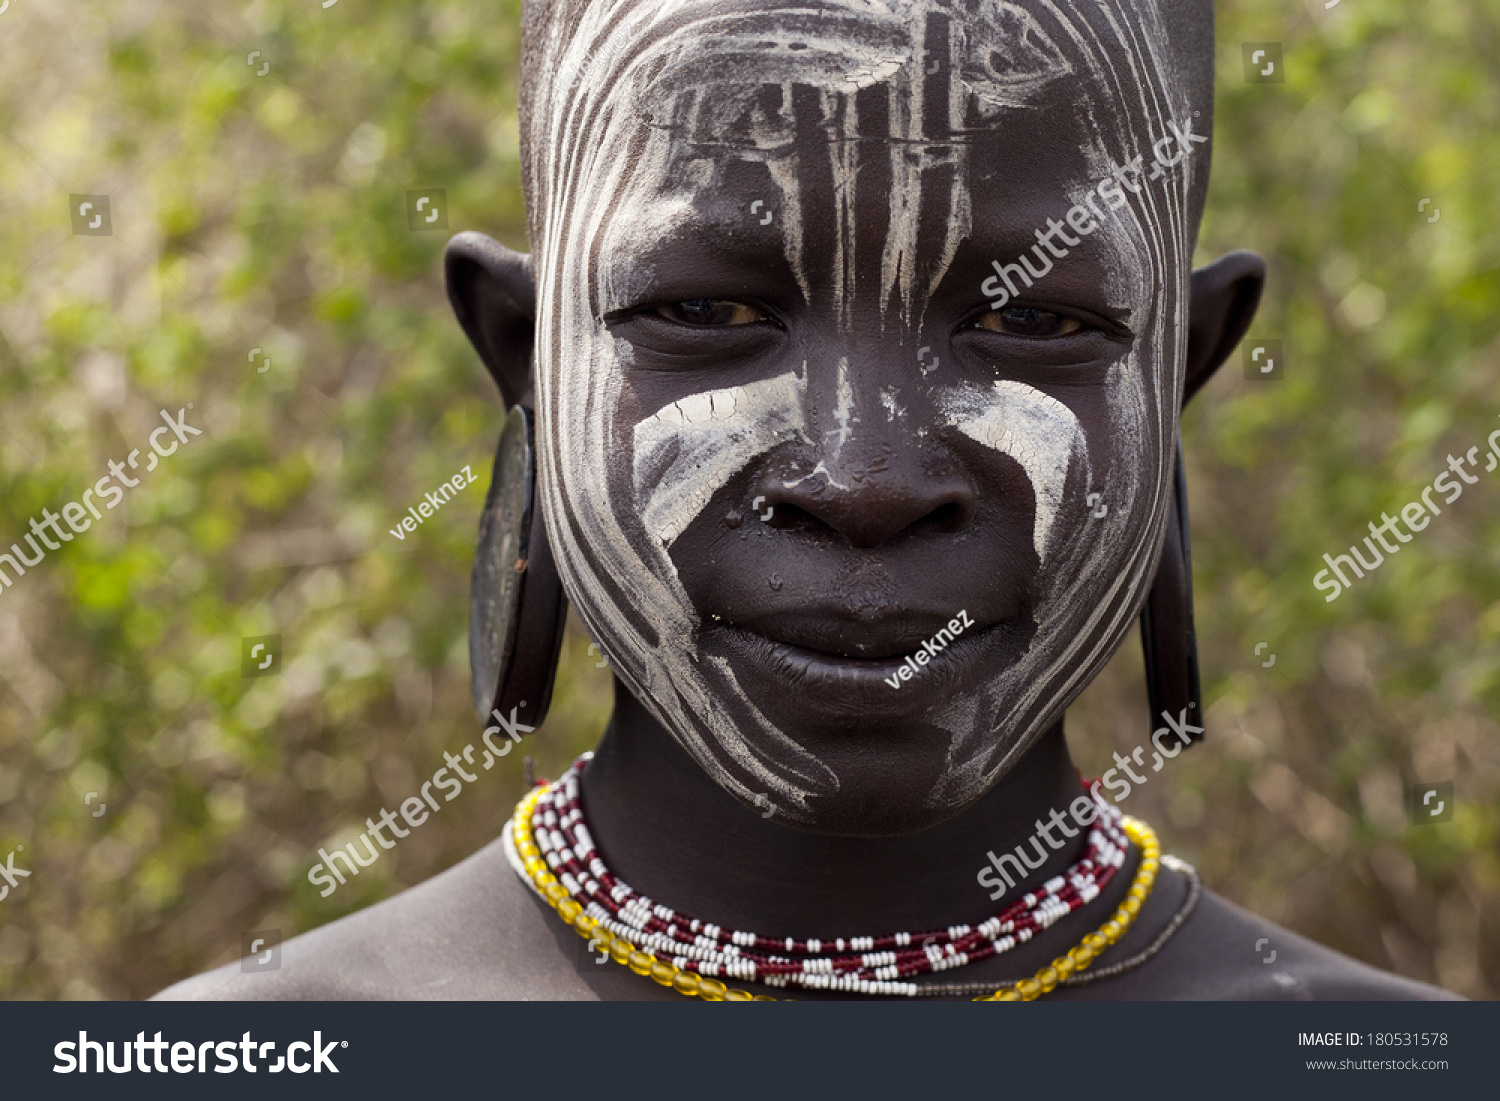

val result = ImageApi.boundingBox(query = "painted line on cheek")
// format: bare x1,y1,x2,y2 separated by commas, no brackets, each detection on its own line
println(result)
942,380,1088,562
633,372,807,549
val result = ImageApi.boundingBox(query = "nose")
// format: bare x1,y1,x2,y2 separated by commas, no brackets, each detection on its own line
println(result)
753,441,977,549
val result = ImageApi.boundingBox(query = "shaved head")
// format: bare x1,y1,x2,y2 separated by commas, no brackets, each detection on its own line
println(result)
518,0,1217,256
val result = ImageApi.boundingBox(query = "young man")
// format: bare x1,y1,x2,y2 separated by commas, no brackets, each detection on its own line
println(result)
160,0,1452,1000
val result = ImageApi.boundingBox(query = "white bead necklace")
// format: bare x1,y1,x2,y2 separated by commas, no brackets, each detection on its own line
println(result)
506,754,1130,997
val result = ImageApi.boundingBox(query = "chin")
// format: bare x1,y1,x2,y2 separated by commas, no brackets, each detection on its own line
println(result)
746,771,991,838
711,710,1022,837
674,613,1051,832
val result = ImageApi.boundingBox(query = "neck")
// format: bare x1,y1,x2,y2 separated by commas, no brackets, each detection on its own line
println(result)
577,682,1092,935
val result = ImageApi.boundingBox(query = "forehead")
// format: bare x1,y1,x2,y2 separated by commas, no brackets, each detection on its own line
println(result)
537,1,1185,321
538,0,1176,163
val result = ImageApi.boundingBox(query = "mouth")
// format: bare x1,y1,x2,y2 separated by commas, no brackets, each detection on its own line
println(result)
707,612,1026,719
724,610,983,661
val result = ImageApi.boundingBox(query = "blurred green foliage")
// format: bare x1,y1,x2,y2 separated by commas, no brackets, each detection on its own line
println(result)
0,0,1495,999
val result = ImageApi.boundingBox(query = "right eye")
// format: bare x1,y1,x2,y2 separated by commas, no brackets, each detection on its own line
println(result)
970,307,1083,338
654,299,768,326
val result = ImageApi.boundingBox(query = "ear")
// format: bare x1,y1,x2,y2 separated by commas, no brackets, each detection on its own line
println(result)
1183,249,1267,407
444,232,536,410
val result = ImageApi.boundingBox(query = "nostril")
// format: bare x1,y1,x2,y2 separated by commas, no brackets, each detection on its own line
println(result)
921,500,971,534
761,501,825,532
752,460,977,547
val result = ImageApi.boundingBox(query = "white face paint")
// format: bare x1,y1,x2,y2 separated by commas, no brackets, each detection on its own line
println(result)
940,380,1089,563
526,0,1200,825
634,372,807,553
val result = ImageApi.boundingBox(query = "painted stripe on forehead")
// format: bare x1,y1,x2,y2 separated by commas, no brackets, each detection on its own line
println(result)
633,372,807,550
941,380,1087,562
535,2,1077,336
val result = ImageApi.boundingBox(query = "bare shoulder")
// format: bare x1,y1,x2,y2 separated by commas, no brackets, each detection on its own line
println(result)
151,836,607,1001
154,853,1459,1002
1092,870,1461,1001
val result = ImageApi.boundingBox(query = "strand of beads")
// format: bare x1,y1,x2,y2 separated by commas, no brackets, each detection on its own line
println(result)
507,754,1146,998
506,782,769,1000
975,817,1162,1001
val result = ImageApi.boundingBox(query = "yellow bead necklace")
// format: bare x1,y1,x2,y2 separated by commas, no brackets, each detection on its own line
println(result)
508,779,1162,1002
973,816,1160,1000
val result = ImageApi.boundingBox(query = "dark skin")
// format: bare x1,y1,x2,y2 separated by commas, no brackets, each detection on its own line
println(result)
155,250,1452,1000
152,694,1451,1000
157,1,1455,1000
616,114,1181,830
514,10,1263,834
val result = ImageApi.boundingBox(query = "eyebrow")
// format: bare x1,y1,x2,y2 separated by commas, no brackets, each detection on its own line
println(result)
597,214,806,313
643,215,796,265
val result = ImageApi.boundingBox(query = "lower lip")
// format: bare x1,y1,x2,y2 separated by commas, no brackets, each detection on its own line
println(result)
709,621,1019,715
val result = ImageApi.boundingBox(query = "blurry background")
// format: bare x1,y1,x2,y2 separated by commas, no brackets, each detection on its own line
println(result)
0,0,1494,999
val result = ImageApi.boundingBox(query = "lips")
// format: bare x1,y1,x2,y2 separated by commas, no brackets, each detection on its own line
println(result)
706,611,1026,720
726,609,972,660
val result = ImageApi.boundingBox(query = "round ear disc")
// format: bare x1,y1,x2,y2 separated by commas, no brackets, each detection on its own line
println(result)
469,404,568,732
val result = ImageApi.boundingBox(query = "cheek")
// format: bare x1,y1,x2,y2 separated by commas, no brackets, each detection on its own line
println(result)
1045,350,1173,613
630,373,807,553
937,354,1168,618
1095,345,1172,510
550,329,649,520
944,380,1089,566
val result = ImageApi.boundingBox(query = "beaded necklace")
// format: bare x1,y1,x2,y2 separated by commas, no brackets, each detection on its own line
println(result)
505,754,1164,1001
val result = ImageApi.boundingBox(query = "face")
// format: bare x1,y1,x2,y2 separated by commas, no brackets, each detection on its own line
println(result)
526,0,1202,833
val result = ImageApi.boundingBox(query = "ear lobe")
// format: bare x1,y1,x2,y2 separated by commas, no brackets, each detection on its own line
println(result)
1183,249,1267,407
444,231,537,410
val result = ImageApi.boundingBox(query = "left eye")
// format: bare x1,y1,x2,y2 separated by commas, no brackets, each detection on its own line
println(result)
971,307,1083,337
655,299,767,326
